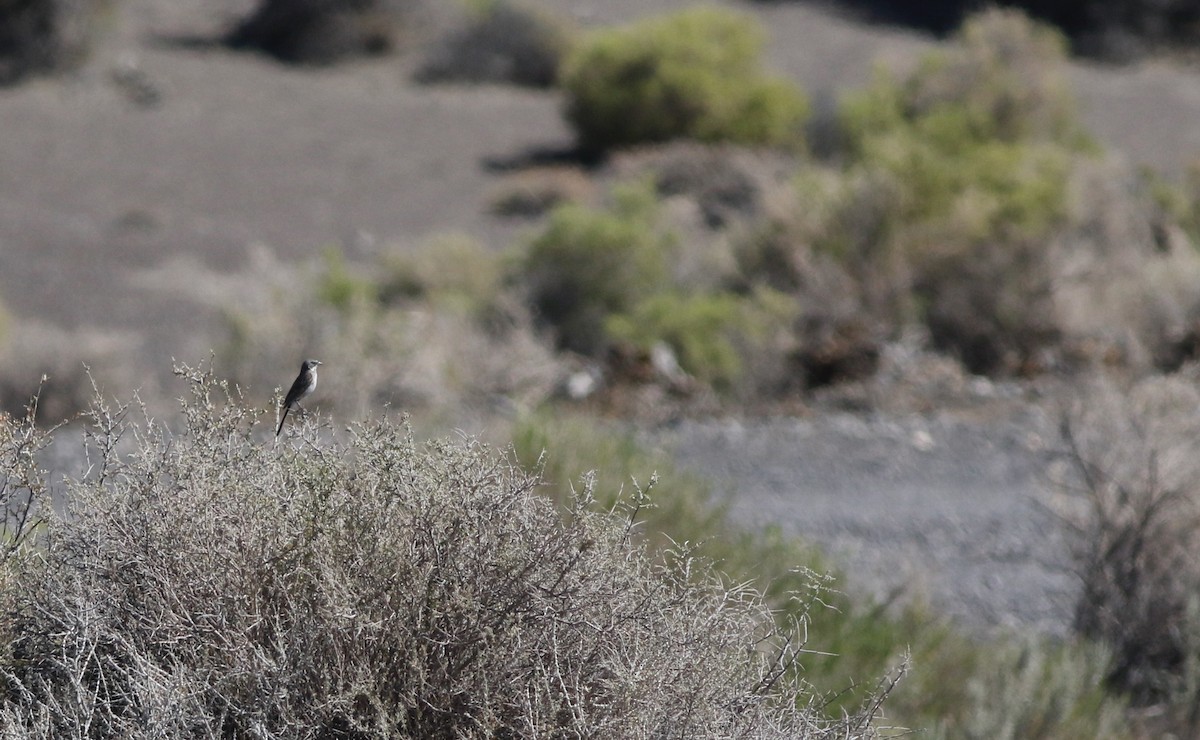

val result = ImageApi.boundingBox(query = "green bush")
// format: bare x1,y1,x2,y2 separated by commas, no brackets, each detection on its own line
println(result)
560,6,808,153
607,292,745,390
0,366,890,737
837,9,1084,248
520,179,808,395
758,8,1095,374
842,8,1079,149
608,291,776,391
316,246,378,312
523,181,673,355
801,8,1200,378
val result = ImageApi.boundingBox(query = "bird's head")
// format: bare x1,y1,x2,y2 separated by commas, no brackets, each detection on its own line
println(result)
303,359,322,371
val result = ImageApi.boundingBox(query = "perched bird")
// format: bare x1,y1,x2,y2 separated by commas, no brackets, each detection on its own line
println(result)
276,359,321,436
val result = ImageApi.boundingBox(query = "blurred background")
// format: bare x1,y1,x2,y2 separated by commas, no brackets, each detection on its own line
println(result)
6,0,1200,420
6,0,1200,734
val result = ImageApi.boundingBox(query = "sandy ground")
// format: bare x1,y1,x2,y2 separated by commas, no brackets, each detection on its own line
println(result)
4,0,1200,634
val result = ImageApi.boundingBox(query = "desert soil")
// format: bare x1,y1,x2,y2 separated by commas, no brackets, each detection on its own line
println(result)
4,0,1199,635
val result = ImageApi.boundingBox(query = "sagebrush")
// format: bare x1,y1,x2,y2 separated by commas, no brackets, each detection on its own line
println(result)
0,365,893,738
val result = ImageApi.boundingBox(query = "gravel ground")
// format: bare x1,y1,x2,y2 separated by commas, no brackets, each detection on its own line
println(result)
659,402,1080,637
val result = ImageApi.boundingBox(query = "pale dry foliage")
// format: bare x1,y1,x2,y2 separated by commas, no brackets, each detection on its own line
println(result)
222,247,564,428
1050,159,1200,373
0,365,892,738
1054,375,1200,713
0,320,144,423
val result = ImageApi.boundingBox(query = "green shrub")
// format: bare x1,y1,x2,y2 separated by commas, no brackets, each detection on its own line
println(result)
520,178,810,396
607,292,762,391
560,6,809,153
316,246,378,312
799,13,1200,378
510,411,728,546
523,181,674,355
0,365,890,738
798,591,1132,739
608,291,743,388
837,9,1084,248
844,8,1079,148
764,8,1096,374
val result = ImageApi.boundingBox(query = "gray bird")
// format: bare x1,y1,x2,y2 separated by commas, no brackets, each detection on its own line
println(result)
277,359,321,436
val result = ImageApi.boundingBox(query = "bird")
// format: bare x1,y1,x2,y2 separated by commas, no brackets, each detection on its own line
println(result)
276,359,321,436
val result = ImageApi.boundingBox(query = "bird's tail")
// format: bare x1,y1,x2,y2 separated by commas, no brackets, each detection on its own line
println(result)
276,405,290,436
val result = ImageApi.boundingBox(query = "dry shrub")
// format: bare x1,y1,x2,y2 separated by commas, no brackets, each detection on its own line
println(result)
415,0,574,87
487,165,594,218
1054,375,1200,716
223,244,563,427
0,321,144,424
0,402,50,562
0,365,893,737
1049,158,1200,374
918,235,1059,375
611,142,799,230
764,0,1200,59
812,9,1083,376
0,0,109,84
226,0,420,64
731,179,887,393
1010,0,1200,59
